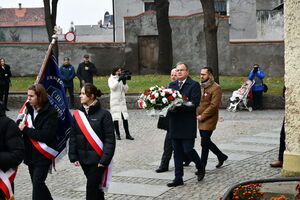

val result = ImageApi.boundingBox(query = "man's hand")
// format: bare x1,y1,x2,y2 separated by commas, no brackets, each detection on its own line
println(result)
18,122,26,131
81,80,85,85
84,66,89,70
73,161,80,166
98,164,105,167
196,115,202,121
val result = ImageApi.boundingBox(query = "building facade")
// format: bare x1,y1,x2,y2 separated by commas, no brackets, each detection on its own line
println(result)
0,4,48,42
113,0,283,42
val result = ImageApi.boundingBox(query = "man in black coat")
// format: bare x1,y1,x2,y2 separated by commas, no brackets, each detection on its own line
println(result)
0,58,12,111
77,55,97,88
0,102,24,200
166,62,205,187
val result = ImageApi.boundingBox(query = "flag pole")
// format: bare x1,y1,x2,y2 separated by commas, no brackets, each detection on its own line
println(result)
35,34,58,84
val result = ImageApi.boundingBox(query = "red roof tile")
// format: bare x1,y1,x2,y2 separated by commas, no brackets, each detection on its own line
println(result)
0,7,45,27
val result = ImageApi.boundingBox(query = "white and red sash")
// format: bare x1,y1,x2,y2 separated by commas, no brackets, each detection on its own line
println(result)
0,168,17,200
73,110,113,191
18,103,58,160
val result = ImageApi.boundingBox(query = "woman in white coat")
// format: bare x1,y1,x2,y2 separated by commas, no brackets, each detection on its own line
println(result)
108,67,134,140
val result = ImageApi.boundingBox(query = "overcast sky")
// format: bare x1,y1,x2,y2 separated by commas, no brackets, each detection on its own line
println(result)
1,0,112,33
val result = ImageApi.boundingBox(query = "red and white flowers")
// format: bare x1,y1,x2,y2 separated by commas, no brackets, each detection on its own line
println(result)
138,86,188,115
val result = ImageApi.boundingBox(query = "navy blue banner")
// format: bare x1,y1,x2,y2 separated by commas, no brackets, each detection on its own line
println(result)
40,53,73,158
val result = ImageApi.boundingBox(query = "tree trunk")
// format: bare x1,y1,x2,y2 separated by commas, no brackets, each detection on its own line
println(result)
155,0,173,74
43,0,59,57
200,0,219,83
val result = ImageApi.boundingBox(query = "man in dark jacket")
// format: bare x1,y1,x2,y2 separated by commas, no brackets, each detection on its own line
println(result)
0,58,12,111
166,62,205,187
0,101,24,200
60,57,76,108
77,55,97,88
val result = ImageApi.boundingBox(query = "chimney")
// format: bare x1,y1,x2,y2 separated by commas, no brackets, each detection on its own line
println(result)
18,3,22,10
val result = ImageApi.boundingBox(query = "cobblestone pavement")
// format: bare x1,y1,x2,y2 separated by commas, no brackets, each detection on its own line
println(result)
6,109,284,200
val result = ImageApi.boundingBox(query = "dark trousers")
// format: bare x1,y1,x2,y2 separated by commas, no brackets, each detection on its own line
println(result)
252,90,263,109
64,87,74,107
159,131,173,169
159,131,190,169
0,83,9,108
81,164,105,200
28,164,53,200
278,120,285,161
200,130,226,168
172,139,203,180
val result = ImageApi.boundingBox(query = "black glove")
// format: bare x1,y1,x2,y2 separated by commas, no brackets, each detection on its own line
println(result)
253,67,258,73
121,79,126,85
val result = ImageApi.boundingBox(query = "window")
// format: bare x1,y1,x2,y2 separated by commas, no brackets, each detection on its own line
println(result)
144,2,155,11
215,0,227,15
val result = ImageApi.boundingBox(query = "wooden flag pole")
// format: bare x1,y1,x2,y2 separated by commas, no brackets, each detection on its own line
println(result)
35,34,58,84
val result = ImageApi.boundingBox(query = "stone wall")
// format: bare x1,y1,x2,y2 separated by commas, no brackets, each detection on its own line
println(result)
0,42,125,76
6,92,284,110
282,0,300,176
0,26,48,42
229,41,284,77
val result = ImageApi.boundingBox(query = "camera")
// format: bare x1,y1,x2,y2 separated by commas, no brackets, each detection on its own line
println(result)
120,69,132,81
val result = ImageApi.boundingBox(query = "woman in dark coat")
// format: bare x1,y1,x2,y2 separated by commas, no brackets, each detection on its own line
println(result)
18,84,58,200
0,58,12,111
69,83,115,200
0,102,24,200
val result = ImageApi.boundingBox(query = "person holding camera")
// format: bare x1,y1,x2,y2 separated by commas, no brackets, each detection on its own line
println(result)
77,55,97,88
108,67,134,140
248,64,265,110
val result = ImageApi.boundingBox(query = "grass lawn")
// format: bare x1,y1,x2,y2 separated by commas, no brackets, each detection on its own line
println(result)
10,75,284,96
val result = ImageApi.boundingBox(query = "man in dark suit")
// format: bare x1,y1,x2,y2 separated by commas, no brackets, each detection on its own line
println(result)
166,62,205,187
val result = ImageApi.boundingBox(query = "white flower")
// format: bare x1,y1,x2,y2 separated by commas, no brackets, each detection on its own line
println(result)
140,94,145,99
161,92,165,97
150,86,155,90
172,93,177,98
150,99,156,104
162,97,168,104
142,101,147,108
178,93,182,98
154,93,159,98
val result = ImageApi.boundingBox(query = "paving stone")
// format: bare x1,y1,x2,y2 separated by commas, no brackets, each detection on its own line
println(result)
255,132,280,138
7,109,284,200
207,152,253,161
235,137,279,145
114,169,195,180
218,143,274,152
75,182,169,197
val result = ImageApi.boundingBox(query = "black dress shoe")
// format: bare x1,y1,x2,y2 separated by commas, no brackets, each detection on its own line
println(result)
116,135,121,140
167,179,184,187
216,155,228,168
196,169,205,181
155,167,168,173
126,135,134,140
5,108,9,111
